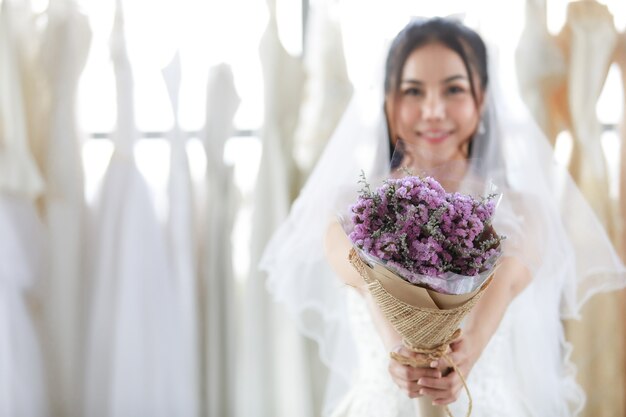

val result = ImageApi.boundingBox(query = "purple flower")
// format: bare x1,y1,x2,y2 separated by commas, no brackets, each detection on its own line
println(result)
349,174,503,279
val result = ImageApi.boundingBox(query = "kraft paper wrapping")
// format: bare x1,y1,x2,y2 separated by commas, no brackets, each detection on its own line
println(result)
349,248,493,417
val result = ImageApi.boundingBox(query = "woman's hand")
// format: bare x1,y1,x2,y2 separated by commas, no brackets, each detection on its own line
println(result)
388,344,443,398
413,258,531,405
413,332,481,405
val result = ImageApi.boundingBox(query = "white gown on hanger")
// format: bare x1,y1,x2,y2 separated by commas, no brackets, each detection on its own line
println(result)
241,1,314,416
202,63,240,417
161,51,201,417
559,5,625,416
514,0,567,143
0,2,48,415
38,1,92,414
561,0,617,226
293,0,353,181
0,0,44,198
83,5,186,416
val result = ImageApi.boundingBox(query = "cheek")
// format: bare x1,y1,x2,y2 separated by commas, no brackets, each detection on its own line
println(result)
451,103,480,131
397,102,420,127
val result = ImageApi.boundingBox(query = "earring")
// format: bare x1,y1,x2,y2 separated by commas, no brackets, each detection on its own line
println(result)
477,119,486,135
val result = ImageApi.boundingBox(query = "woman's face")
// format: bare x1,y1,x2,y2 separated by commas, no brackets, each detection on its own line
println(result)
393,42,483,164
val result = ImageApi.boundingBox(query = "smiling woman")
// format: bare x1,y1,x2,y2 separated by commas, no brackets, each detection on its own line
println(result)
392,43,482,166
261,16,626,417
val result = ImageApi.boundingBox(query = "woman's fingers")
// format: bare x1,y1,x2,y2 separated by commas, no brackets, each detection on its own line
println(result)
418,368,466,404
398,372,444,398
417,370,460,390
415,386,458,405
388,363,442,391
389,362,442,380
388,355,445,398
388,335,477,405
388,343,473,404
418,377,462,405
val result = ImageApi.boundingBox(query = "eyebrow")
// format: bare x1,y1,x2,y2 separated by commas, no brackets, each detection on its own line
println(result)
401,75,468,84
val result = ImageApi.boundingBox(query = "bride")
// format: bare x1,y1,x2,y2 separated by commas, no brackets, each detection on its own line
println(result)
261,17,626,416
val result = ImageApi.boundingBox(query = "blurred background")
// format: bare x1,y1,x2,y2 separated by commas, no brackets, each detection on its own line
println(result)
2,0,626,416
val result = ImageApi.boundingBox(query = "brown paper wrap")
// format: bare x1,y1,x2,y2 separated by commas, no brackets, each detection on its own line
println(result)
348,248,493,417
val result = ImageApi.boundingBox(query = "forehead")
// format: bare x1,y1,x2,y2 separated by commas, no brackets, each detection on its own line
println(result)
401,42,468,80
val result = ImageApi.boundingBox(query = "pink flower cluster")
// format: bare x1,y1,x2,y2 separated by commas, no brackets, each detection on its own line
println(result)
349,175,502,281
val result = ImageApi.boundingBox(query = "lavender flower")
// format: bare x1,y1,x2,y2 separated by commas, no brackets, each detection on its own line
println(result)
349,174,503,281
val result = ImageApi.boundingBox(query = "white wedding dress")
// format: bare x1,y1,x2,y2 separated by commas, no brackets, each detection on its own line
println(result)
293,0,352,181
161,51,201,417
515,0,567,144
242,3,314,417
262,16,626,417
83,6,187,416
202,63,240,417
330,284,571,417
0,2,48,415
38,2,92,414
262,78,621,417
561,0,617,227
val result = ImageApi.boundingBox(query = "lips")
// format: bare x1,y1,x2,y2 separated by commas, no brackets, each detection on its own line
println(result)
418,130,452,143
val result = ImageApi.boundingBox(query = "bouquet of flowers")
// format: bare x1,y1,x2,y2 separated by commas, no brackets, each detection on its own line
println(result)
349,173,502,293
345,173,504,417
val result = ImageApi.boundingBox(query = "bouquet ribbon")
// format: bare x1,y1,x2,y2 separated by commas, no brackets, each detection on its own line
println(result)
349,248,493,417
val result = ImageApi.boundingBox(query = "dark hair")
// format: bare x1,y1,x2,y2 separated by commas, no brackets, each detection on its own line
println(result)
384,18,489,161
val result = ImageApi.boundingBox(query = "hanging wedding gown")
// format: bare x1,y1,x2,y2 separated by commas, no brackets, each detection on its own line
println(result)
9,0,48,186
37,1,91,415
0,1,44,198
554,4,625,417
202,63,240,417
0,1,48,415
559,0,616,226
293,0,353,183
290,0,353,406
83,5,186,416
514,0,568,144
242,1,317,416
161,51,200,417
516,4,626,414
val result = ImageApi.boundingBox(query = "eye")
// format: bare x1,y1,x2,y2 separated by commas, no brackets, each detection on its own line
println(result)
403,87,423,97
446,85,466,95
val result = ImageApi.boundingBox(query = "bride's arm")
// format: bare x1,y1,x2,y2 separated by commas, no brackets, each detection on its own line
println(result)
325,220,443,397
324,220,365,290
325,220,406,347
415,257,532,405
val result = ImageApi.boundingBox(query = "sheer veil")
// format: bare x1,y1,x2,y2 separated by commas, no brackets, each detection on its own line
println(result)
260,17,626,416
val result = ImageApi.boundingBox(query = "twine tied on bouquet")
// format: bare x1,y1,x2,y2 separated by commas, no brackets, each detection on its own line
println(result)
349,248,493,417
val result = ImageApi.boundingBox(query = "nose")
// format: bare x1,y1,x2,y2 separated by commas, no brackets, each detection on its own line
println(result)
421,93,445,120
